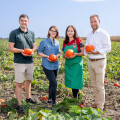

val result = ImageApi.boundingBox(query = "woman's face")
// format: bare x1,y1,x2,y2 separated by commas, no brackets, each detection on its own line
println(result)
67,26,74,38
49,27,57,38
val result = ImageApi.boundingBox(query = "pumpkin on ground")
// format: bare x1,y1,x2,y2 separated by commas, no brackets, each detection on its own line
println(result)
0,99,7,108
42,96,47,101
113,83,119,87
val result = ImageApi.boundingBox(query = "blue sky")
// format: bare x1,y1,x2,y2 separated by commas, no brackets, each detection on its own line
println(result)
0,0,120,38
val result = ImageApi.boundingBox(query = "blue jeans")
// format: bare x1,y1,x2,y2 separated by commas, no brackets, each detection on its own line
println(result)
42,66,58,104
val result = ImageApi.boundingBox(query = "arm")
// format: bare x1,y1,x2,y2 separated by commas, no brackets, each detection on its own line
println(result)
32,42,37,53
70,47,84,58
8,42,23,53
38,52,49,59
37,40,49,59
62,51,67,58
32,32,37,53
86,51,100,55
56,42,61,58
75,47,84,56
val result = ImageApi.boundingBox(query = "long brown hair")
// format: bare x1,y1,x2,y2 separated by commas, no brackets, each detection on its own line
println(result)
64,25,79,44
47,26,59,39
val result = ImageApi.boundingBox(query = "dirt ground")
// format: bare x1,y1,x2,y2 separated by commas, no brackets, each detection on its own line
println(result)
82,79,120,120
0,76,120,120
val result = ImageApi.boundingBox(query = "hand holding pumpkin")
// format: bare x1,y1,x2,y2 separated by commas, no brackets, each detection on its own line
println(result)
85,45,100,54
65,49,75,59
85,45,95,54
69,53,76,58
22,48,34,56
48,54,57,62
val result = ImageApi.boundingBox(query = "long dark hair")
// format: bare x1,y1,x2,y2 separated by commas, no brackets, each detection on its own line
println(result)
47,26,59,39
64,25,79,44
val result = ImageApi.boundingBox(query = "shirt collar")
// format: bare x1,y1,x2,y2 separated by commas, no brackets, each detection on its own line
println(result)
19,27,28,33
48,38,55,44
92,27,101,34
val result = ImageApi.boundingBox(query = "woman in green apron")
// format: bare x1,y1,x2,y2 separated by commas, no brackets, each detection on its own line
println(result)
62,25,84,98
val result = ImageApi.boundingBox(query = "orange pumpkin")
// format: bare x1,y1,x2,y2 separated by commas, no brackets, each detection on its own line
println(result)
113,83,119,87
66,49,74,58
85,45,95,52
79,103,84,108
0,99,7,108
42,96,47,101
49,54,57,62
24,49,33,55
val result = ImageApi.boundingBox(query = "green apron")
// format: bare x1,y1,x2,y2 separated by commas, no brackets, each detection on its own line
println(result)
64,40,83,89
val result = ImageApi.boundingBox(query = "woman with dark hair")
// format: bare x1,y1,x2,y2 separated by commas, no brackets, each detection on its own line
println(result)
62,25,84,98
37,26,60,106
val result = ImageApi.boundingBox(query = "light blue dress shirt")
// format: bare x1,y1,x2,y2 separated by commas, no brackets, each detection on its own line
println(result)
37,38,60,70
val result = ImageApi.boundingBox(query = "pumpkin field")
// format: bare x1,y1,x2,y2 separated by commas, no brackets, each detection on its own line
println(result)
0,39,120,120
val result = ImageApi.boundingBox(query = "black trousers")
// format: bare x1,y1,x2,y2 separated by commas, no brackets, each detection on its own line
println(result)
72,89,79,98
42,66,58,104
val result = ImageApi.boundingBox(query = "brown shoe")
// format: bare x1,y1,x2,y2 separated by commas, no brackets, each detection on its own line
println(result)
92,103,98,108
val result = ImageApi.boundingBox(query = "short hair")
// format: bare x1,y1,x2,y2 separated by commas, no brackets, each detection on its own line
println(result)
19,14,29,21
90,14,99,20
47,26,59,39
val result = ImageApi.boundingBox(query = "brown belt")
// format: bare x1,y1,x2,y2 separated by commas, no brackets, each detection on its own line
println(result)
89,58,105,61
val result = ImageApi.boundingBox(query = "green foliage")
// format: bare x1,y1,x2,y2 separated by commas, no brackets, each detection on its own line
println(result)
52,97,83,112
0,39,118,119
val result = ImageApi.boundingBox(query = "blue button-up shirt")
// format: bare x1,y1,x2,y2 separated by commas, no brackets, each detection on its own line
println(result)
37,38,60,70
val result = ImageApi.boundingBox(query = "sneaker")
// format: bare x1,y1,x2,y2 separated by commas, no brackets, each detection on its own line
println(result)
26,98,37,104
16,105,24,114
47,99,52,104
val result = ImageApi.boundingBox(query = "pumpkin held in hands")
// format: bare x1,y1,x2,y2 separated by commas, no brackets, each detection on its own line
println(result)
85,45,95,52
49,54,57,62
0,99,7,108
24,49,33,55
66,49,74,58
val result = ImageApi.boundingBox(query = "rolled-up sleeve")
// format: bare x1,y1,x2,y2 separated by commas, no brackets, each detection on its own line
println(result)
37,40,44,54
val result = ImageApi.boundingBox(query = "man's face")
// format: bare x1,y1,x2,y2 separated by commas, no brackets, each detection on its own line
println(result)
90,16,100,31
19,17,29,29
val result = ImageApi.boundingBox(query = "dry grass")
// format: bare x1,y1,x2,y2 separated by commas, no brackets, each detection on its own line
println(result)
81,36,120,42
110,36,120,42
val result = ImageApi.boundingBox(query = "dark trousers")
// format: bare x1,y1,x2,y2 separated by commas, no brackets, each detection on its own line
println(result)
72,89,79,98
42,66,58,104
